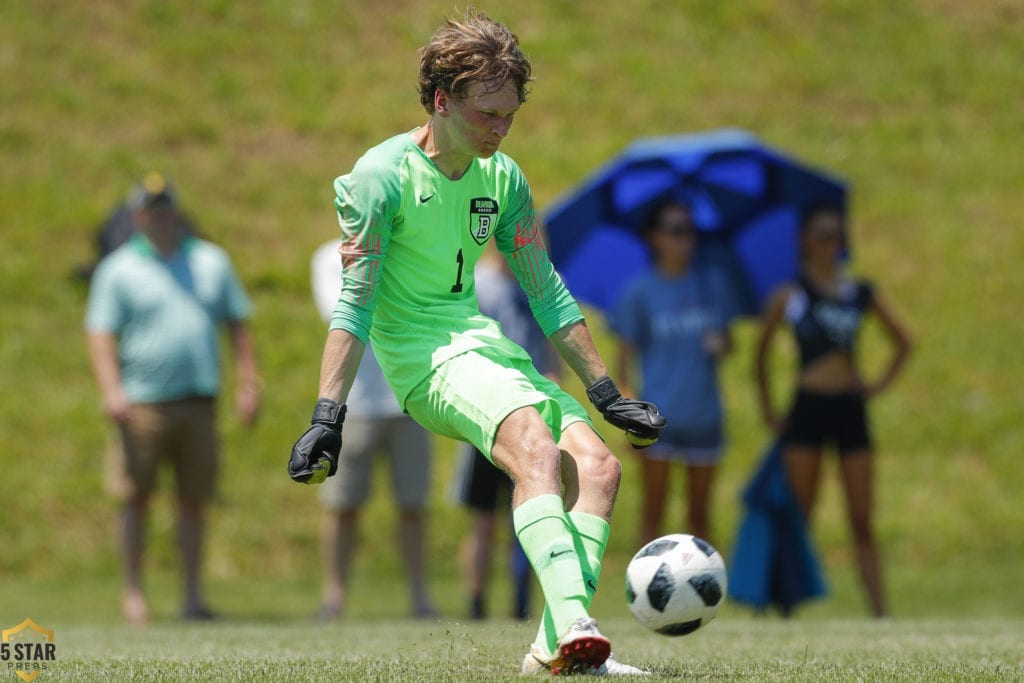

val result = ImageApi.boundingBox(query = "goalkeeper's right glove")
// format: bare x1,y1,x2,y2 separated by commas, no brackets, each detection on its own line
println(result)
586,376,667,449
288,398,346,484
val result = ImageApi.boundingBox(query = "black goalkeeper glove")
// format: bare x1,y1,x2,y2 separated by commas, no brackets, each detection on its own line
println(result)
288,398,347,484
586,376,667,449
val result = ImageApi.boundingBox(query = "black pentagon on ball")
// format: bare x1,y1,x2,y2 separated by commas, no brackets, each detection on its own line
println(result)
656,618,703,637
646,562,676,612
690,536,717,558
635,538,679,559
688,573,723,606
625,579,636,605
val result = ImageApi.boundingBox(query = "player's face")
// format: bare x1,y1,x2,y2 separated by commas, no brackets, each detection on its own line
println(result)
443,79,520,159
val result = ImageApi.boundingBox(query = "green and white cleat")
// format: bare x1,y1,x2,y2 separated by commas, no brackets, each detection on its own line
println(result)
522,645,650,677
521,617,611,675
521,645,553,676
590,655,651,676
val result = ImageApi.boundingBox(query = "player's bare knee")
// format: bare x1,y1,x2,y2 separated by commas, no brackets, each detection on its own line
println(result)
578,443,622,492
493,409,560,488
509,438,561,490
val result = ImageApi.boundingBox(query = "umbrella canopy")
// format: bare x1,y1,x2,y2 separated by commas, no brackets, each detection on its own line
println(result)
544,129,848,317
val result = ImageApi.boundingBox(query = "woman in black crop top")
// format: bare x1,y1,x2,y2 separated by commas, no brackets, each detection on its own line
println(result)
754,205,912,617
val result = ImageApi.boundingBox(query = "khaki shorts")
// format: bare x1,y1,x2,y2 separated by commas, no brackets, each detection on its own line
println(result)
319,414,431,510
106,397,219,501
403,347,594,462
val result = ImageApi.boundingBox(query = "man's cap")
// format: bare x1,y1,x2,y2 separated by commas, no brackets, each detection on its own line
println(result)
128,172,177,210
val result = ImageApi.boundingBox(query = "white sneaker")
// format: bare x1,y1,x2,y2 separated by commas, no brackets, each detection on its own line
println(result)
520,617,611,675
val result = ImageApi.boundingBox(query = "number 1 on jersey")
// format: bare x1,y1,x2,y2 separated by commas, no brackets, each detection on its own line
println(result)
450,248,464,293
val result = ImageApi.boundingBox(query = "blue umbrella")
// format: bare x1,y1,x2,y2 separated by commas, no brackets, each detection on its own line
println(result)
544,129,848,316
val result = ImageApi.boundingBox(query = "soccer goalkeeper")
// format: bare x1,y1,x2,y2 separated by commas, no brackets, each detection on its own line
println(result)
288,10,665,676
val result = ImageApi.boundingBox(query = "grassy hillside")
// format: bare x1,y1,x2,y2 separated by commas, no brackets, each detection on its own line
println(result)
1,0,1022,620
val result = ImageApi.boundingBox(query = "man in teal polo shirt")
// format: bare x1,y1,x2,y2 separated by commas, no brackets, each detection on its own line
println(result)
85,174,261,626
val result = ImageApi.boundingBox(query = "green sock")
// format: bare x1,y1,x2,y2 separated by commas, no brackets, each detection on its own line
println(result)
533,510,611,654
513,494,589,646
569,510,611,598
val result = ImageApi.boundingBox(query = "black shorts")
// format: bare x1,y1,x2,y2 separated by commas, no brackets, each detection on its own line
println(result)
451,444,513,512
781,389,872,455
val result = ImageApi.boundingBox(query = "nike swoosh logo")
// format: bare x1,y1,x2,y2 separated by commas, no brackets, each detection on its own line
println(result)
549,548,574,560
419,193,435,204
586,579,597,592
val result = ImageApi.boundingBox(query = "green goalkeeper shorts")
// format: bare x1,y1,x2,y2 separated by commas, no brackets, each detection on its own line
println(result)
403,346,594,462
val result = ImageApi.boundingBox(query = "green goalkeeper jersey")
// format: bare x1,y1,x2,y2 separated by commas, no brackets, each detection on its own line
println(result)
329,130,584,407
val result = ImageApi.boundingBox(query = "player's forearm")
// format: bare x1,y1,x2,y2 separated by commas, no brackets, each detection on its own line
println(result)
500,216,584,337
549,320,607,387
317,328,365,403
615,340,636,397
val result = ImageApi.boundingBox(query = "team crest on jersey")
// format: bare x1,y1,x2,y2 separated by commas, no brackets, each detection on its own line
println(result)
468,197,499,245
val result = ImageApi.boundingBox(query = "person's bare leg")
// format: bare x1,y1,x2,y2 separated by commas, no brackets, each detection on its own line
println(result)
556,422,622,520
784,446,824,518
463,511,497,618
496,409,605,665
320,508,359,618
493,408,563,505
398,507,438,617
179,497,208,616
638,457,669,544
121,495,149,627
685,463,716,543
838,450,888,617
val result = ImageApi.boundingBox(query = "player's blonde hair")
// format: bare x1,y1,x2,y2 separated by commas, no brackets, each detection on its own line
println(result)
418,8,533,113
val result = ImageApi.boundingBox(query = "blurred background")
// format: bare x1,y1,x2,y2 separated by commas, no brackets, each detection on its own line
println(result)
1,0,1021,622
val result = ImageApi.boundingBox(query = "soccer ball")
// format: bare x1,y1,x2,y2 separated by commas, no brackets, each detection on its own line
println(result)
624,533,728,636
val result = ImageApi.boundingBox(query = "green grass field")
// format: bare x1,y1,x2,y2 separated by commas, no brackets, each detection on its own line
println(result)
5,572,1023,681
6,577,1023,681
6,597,1023,682
2,1,1023,680
14,618,1023,682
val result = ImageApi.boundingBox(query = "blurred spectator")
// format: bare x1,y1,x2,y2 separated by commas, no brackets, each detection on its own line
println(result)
85,173,260,625
754,204,912,617
311,239,438,620
76,172,198,281
610,200,734,546
448,247,558,620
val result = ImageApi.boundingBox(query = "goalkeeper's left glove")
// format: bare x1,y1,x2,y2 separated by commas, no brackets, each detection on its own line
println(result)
288,398,346,484
586,376,667,449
